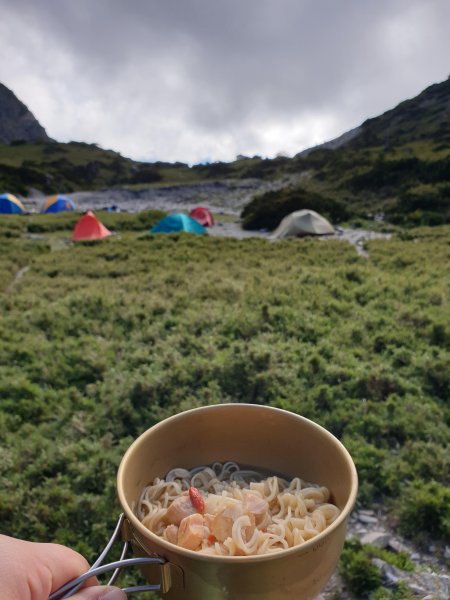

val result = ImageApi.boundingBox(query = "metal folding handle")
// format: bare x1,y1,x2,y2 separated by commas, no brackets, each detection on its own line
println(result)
49,514,165,599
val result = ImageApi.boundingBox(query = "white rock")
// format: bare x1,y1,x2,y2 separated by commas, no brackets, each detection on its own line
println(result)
360,531,390,548
388,538,410,554
358,514,378,524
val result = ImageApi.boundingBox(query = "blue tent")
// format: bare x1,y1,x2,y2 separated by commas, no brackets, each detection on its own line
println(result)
150,213,207,235
0,193,25,214
41,194,75,213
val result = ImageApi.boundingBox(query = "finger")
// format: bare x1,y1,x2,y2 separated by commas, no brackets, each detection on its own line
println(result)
34,541,98,594
0,534,97,599
70,586,127,600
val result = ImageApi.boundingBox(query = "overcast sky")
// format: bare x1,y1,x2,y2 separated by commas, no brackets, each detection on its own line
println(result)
1,0,449,164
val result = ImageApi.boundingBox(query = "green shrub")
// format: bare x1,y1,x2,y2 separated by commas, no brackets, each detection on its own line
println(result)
25,209,165,233
394,481,450,544
241,185,350,230
340,539,383,597
372,582,415,599
0,222,449,565
340,540,415,598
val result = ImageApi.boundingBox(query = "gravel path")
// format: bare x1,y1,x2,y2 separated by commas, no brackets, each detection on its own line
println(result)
207,220,391,256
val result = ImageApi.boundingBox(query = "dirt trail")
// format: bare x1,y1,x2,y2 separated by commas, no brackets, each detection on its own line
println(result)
5,265,29,294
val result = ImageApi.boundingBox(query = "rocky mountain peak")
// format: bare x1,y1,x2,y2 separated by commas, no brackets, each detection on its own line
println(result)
0,82,53,144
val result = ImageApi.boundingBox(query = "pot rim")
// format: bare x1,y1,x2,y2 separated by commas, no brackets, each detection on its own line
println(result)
117,403,358,564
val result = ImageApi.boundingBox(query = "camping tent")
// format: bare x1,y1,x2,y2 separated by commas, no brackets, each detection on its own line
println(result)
72,211,112,241
0,193,25,214
150,213,207,235
42,194,75,213
270,209,334,239
189,206,214,227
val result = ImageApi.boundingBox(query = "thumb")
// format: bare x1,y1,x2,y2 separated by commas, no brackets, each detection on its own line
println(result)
70,585,127,600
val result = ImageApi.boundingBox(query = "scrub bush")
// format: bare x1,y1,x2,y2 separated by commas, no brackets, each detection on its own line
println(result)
394,481,450,545
241,185,350,230
340,539,415,598
0,218,449,597
340,539,383,597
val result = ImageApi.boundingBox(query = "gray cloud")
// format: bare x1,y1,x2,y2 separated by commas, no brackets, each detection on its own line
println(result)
0,0,449,163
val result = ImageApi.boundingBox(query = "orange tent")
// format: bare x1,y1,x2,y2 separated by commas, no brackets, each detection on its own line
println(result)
72,211,112,241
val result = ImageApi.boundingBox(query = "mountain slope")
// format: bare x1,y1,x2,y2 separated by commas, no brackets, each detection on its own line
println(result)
298,76,450,156
243,77,450,229
0,83,52,144
0,140,197,195
349,76,450,149
1,77,449,227
298,125,362,156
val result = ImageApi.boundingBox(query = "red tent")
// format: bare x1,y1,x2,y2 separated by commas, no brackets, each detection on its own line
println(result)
72,211,112,241
189,206,214,227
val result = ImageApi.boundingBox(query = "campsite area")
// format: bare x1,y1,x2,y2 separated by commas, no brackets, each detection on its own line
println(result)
0,210,449,598
22,183,392,252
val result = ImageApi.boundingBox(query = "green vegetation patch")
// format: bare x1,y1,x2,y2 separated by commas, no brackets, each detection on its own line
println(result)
340,539,416,599
0,141,195,194
25,209,165,233
0,219,449,596
241,185,350,230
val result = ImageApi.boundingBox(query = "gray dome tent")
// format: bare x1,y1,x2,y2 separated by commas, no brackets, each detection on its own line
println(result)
270,209,334,239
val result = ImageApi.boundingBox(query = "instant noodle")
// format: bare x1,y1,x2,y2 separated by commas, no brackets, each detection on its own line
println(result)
117,404,358,599
137,462,341,556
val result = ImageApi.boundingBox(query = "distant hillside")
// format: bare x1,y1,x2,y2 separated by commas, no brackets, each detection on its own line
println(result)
297,125,362,156
1,77,449,227
298,77,450,156
0,83,181,195
0,139,199,196
0,83,52,144
243,76,450,229
349,76,450,149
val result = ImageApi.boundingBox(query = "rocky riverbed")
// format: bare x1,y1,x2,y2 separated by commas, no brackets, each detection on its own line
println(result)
68,178,287,215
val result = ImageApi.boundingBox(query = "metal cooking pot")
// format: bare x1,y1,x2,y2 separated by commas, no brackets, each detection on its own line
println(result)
115,403,358,599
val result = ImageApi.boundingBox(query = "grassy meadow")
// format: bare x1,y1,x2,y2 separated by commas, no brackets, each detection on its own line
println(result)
0,212,449,598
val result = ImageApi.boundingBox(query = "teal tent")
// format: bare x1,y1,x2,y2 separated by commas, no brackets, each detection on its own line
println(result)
150,213,207,235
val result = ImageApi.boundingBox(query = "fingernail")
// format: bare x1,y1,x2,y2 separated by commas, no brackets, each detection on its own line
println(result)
101,588,127,600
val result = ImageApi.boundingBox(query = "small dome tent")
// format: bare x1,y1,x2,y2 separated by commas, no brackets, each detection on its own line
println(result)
42,194,75,213
150,213,207,235
270,209,334,239
189,206,214,227
0,193,25,214
72,211,112,241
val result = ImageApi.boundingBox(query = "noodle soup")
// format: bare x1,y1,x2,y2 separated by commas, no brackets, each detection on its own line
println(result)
117,404,358,599
137,461,340,557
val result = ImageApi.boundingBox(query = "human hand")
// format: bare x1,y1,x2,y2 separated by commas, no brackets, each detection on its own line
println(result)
0,534,126,600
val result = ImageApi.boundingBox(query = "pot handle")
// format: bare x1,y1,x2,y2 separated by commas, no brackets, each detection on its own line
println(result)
49,513,168,599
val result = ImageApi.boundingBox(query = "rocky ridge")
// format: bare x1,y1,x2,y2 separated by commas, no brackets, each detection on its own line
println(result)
0,82,52,144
